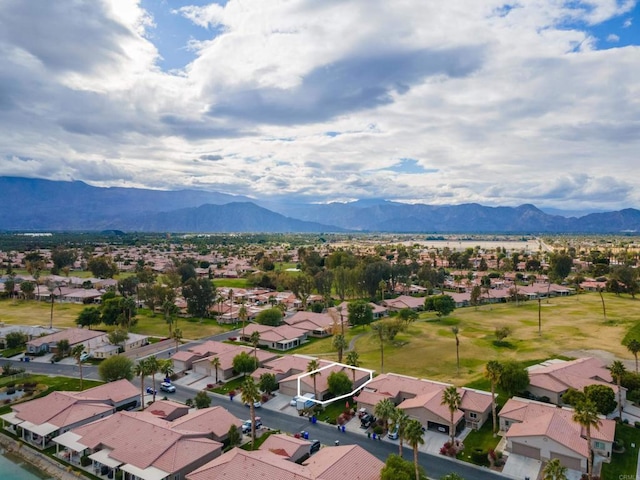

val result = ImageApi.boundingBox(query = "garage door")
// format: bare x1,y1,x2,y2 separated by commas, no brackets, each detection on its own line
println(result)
427,421,449,434
550,452,582,471
511,442,541,459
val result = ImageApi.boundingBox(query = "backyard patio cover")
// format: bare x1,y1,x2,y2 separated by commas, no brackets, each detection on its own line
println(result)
120,463,169,480
89,448,123,469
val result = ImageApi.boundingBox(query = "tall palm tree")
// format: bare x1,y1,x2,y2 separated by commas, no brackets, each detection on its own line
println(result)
71,344,85,391
441,385,462,445
250,331,261,361
162,300,179,336
332,334,347,363
239,302,248,337
404,418,425,480
484,360,503,435
211,356,221,384
307,359,321,400
542,458,568,480
134,358,150,410
240,376,261,447
346,350,360,384
390,407,410,457
146,356,160,403
572,399,601,480
627,339,640,373
172,328,183,353
451,326,460,376
374,398,395,433
608,360,626,420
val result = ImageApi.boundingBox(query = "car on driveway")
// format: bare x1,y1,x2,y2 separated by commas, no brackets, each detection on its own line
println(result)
160,382,176,393
79,352,91,362
360,413,376,429
241,417,262,434
388,425,399,440
310,439,321,454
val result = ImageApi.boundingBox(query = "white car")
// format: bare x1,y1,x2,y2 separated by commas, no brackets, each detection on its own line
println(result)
160,382,176,393
79,352,91,362
290,396,299,407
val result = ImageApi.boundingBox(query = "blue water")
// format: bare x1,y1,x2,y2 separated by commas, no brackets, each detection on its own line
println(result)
0,450,52,480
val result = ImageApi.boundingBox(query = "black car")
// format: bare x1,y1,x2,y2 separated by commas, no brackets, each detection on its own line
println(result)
360,413,376,429
310,439,321,454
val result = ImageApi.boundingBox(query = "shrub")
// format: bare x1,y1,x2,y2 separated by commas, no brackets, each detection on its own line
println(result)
471,448,489,466
80,455,91,467
634,421,640,429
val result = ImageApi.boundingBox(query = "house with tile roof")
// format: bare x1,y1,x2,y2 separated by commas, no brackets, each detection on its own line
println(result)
25,327,105,354
382,295,425,311
0,379,139,449
239,322,308,351
526,357,624,405
282,311,340,337
53,409,224,480
187,443,384,480
259,433,312,463
356,373,492,434
188,340,278,381
500,397,615,473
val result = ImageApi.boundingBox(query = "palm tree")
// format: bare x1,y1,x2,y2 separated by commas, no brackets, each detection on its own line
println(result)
346,350,360,384
542,458,568,480
307,359,321,400
146,356,160,403
172,328,183,353
71,344,85,391
627,339,640,373
162,300,179,336
374,398,395,433
572,399,601,480
134,358,150,409
332,334,347,363
451,326,460,376
608,360,626,420
390,407,410,457
210,356,221,384
160,359,174,382
404,418,425,480
441,385,462,445
484,360,503,435
239,302,248,337
250,331,261,361
241,376,261,447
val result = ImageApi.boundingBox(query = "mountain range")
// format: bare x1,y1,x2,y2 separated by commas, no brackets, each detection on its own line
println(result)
0,177,638,234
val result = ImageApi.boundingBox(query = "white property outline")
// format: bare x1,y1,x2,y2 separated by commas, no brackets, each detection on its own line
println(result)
295,361,374,407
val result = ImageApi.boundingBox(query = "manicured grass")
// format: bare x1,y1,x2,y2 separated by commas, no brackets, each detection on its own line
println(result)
211,376,246,395
0,299,84,328
319,396,354,425
131,309,226,339
213,278,251,288
601,423,640,478
458,421,501,466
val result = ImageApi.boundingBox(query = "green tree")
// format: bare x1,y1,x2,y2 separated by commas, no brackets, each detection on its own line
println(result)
99,355,134,382
259,373,278,395
210,356,221,384
182,278,215,319
146,355,161,403
194,390,212,409
397,308,418,326
332,334,347,363
51,247,77,275
56,339,70,358
160,359,174,380
20,280,35,300
381,454,418,480
584,384,616,416
374,398,396,433
424,295,456,317
470,285,482,309
346,350,360,384
307,359,321,400
404,418,426,480
484,360,503,435
4,331,27,349
241,376,261,447
542,458,568,480
162,300,179,336
626,338,640,373
233,351,258,377
227,424,242,448
249,331,261,361
107,329,129,352
255,307,283,326
87,256,118,278
134,358,151,409
71,344,86,390
441,386,461,444
348,300,373,329
76,306,102,330
498,361,530,396
572,399,600,480
327,371,352,397
608,360,626,419
172,328,183,353
494,326,511,343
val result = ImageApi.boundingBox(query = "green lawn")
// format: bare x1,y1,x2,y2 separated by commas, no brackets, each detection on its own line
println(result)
458,421,500,467
213,278,251,288
600,423,640,478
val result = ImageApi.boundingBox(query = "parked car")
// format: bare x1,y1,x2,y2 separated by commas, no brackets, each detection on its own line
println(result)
388,425,399,440
360,413,376,429
241,417,262,434
290,396,299,407
245,400,262,408
160,382,176,393
79,352,91,362
146,387,156,395
310,439,321,454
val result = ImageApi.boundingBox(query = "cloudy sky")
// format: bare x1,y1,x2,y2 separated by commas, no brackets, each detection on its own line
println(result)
0,0,638,212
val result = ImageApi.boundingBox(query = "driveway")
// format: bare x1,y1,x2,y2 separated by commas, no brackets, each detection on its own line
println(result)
501,453,541,480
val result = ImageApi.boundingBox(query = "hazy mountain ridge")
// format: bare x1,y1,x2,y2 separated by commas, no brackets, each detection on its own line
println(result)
0,177,638,233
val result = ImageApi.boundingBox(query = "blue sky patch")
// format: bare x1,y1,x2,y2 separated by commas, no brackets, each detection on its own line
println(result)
385,158,438,174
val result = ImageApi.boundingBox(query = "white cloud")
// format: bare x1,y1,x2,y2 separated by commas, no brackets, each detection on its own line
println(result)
0,0,638,211
607,33,621,41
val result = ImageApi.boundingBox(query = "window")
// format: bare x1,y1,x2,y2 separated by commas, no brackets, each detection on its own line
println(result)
594,441,605,450
469,412,477,419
